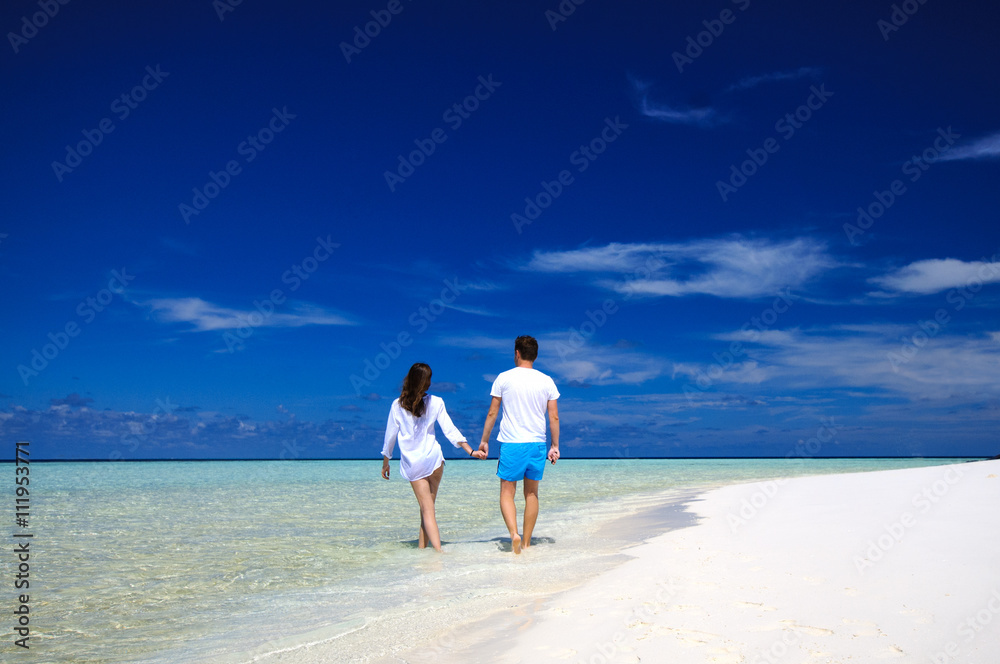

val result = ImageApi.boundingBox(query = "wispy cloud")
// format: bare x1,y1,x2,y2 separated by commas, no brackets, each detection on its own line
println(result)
544,350,667,387
938,130,1000,161
630,77,718,126
688,325,1000,400
146,297,354,331
521,236,836,299
438,335,512,353
869,258,1000,295
443,333,668,387
443,302,500,317
51,393,94,408
724,67,822,93
672,360,772,385
630,68,821,127
0,404,382,459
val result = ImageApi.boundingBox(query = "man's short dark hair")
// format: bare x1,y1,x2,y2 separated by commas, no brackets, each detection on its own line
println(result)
515,335,538,362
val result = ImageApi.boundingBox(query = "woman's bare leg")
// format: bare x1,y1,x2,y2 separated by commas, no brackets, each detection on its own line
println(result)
411,465,444,551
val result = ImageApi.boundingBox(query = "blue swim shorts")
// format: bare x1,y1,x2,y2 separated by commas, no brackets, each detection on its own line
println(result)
497,443,547,482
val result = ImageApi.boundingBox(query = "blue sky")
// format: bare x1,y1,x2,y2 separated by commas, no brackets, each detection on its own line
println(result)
2,0,1000,459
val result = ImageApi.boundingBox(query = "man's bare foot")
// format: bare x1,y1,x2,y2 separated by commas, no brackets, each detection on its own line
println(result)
511,534,522,554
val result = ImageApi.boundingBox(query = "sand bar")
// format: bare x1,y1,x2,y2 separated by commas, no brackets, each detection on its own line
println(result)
395,459,1000,663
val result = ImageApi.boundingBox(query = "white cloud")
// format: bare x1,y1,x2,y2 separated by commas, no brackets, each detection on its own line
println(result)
544,353,665,386
672,360,771,385
631,78,718,126
638,99,717,125
938,131,1000,161
443,303,499,317
445,333,668,386
0,404,382,459
679,325,1000,400
438,335,512,352
522,236,836,299
870,258,1000,295
146,297,353,331
724,67,822,93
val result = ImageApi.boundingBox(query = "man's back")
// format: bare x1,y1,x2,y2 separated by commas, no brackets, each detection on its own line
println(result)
491,366,559,443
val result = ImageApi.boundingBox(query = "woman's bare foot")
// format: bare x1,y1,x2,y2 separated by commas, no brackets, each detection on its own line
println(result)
511,533,522,554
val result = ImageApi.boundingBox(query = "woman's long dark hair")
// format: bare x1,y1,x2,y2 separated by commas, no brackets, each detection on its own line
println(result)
399,363,432,417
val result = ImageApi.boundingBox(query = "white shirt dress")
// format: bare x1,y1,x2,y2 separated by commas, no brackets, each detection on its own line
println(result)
381,395,467,481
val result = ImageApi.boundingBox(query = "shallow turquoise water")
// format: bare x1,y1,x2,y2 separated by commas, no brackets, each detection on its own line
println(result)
2,457,978,662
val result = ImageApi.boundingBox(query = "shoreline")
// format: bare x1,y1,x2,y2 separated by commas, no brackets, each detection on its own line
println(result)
226,484,710,664
386,458,1000,663
213,458,995,663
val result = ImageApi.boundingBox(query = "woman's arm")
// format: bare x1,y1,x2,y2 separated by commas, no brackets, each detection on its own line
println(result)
435,399,468,447
434,399,479,458
380,404,400,478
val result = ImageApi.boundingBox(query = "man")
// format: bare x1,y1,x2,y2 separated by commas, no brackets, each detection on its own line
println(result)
477,335,560,554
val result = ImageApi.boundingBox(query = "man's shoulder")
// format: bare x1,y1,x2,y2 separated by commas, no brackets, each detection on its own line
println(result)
500,367,557,385
526,366,556,383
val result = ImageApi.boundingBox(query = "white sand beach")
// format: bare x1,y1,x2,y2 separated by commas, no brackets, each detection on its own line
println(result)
387,459,1000,663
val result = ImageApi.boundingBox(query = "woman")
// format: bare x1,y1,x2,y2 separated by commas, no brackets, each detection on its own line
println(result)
381,362,477,551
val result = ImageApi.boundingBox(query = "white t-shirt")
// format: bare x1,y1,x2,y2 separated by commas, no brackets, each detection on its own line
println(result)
381,395,466,481
490,367,560,443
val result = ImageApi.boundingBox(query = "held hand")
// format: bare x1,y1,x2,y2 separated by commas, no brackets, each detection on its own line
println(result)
547,448,560,465
381,463,390,480
471,450,487,460
477,442,489,458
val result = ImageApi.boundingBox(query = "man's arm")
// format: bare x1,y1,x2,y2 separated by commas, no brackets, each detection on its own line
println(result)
546,399,560,464
477,396,501,458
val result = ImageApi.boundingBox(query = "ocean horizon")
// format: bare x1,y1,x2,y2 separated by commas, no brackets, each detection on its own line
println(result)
3,454,987,462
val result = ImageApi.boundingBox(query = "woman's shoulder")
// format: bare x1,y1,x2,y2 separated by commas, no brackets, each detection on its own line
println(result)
425,394,451,411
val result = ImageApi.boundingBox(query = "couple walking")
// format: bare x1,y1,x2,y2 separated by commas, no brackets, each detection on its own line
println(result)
380,335,560,554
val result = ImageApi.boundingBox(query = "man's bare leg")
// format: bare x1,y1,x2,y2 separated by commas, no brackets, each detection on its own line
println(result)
522,478,539,549
499,479,522,553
